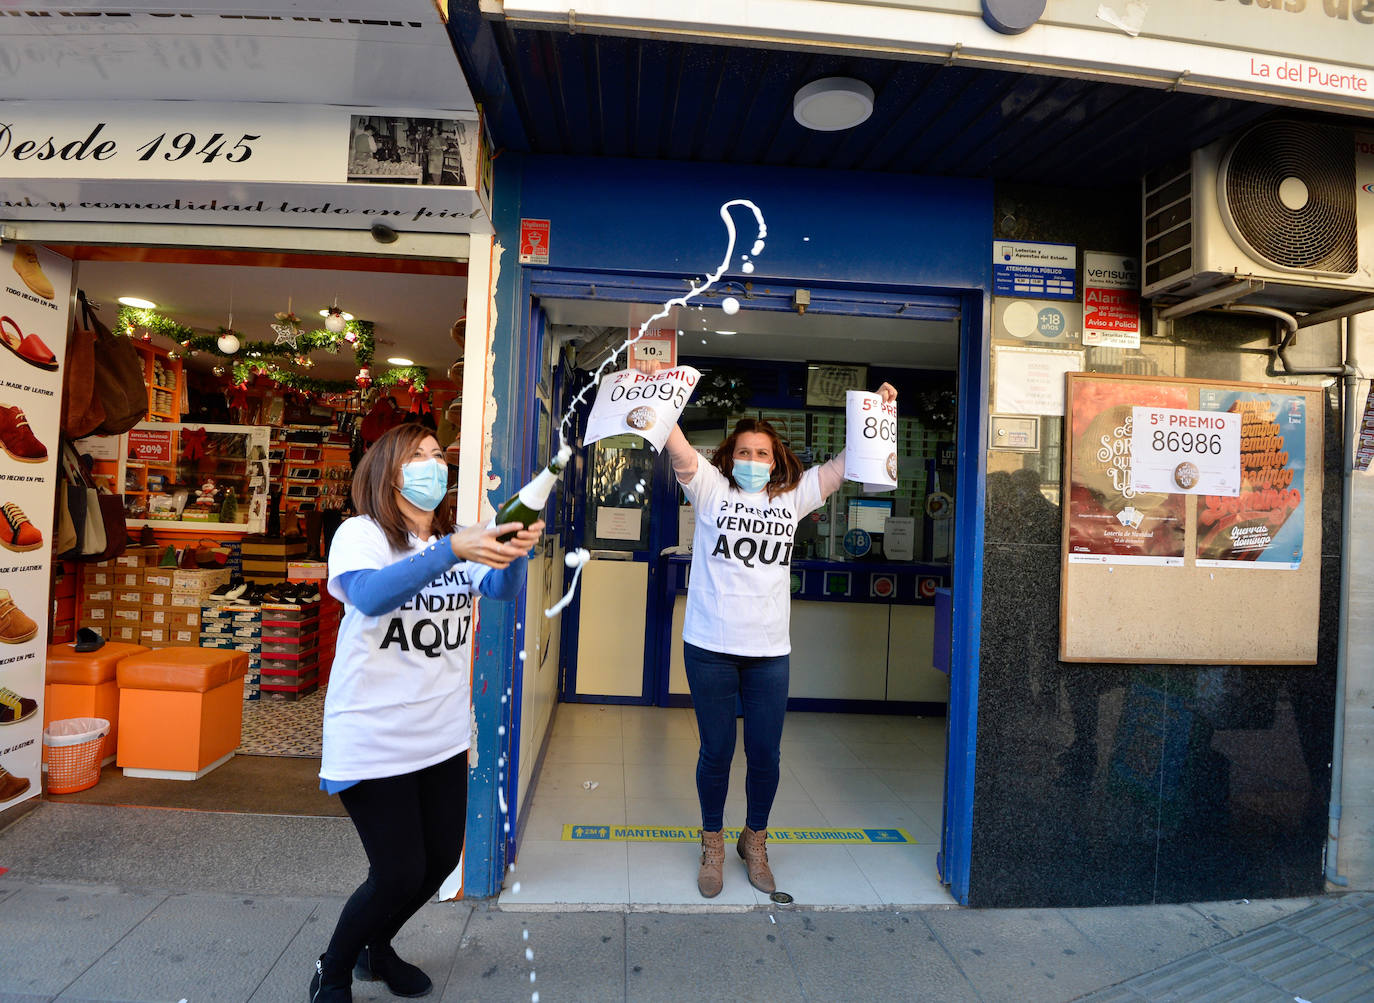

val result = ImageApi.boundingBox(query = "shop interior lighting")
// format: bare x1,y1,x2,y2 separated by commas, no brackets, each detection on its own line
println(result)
793,77,875,132
715,330,737,336
318,308,355,321
117,296,157,309
386,356,415,366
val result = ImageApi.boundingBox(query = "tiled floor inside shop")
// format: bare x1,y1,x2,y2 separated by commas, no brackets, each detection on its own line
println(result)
503,704,954,909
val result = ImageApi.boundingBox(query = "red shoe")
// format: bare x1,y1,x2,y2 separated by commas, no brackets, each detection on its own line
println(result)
0,316,58,371
0,502,42,552
0,405,47,463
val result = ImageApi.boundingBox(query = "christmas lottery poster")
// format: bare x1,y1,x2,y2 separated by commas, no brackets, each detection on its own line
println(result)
1066,377,1189,565
1195,389,1306,569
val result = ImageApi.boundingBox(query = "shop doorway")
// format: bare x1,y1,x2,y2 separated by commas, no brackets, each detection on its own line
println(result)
508,274,974,906
28,243,470,818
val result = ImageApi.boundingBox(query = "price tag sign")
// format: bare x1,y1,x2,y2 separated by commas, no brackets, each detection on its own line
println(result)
844,391,898,489
127,428,174,463
629,329,677,371
1129,406,1241,496
583,366,701,452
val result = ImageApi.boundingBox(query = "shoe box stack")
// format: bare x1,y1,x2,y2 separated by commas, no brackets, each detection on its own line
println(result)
167,568,232,647
260,598,319,701
78,545,158,643
288,562,338,685
241,536,308,585
200,596,263,700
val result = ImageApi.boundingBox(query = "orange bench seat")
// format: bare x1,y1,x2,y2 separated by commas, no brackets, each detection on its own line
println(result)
44,642,150,766
116,648,249,780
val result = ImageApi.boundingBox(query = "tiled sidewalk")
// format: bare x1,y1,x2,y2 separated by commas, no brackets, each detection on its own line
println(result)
1079,891,1374,1002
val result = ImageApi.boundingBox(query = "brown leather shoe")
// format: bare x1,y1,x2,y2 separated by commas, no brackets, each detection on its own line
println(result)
697,829,725,898
0,764,30,803
0,686,36,725
737,826,776,893
0,589,36,645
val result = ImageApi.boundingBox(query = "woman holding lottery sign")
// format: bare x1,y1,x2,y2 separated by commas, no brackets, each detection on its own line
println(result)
664,381,898,898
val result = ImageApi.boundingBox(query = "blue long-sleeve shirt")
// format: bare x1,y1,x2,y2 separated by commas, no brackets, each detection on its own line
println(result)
336,533,527,615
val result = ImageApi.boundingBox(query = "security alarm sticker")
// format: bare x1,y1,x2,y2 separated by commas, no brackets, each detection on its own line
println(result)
518,218,549,264
582,366,701,452
1082,252,1141,349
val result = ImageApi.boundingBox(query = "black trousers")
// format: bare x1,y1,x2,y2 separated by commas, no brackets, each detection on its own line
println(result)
325,750,468,967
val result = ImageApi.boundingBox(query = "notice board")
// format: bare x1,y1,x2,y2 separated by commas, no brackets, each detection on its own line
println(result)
1060,373,1323,664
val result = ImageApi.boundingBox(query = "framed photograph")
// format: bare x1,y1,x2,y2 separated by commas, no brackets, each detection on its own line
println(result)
805,363,868,408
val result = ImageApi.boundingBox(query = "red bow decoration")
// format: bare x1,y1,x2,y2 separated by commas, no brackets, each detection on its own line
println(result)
181,426,209,461
226,384,249,411
407,388,431,416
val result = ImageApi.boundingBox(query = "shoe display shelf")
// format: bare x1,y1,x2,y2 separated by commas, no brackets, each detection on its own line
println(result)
199,602,262,701
273,428,353,516
133,342,183,423
258,603,320,701
51,562,78,646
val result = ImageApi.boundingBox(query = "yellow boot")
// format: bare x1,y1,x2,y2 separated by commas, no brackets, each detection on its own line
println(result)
11,245,53,300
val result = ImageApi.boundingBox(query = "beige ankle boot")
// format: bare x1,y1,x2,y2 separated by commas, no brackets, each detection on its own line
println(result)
697,829,725,897
737,826,775,893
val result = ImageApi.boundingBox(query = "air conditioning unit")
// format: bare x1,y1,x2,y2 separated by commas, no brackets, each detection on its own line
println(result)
1143,119,1374,310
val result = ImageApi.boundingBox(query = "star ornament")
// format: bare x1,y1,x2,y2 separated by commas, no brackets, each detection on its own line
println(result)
271,321,300,349
272,309,302,349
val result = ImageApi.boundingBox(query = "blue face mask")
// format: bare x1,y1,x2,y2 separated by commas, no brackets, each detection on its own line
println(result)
732,459,772,493
400,458,449,511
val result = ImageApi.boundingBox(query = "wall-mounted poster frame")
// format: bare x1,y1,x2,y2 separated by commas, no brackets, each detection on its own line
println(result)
1059,373,1323,665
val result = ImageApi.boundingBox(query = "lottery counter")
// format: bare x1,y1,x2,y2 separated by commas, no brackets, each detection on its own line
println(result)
661,556,952,710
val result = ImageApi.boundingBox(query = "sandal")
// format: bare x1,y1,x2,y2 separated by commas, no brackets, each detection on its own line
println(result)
0,316,58,372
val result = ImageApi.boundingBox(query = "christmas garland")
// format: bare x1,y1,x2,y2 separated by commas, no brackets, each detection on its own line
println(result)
229,361,358,394
374,365,429,390
117,307,375,368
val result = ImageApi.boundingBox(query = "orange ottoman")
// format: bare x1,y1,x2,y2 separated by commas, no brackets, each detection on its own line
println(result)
116,648,249,780
44,642,150,767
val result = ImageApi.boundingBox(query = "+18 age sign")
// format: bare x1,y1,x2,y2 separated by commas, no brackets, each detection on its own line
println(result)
1129,406,1241,496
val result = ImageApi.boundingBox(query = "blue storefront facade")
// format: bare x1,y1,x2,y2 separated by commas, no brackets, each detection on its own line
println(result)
451,4,1369,906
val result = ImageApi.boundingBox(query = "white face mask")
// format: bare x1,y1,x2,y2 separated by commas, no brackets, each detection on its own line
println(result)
732,459,771,493
400,458,448,511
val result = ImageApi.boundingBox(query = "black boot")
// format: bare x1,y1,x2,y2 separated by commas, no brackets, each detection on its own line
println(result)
308,954,352,1002
354,943,433,998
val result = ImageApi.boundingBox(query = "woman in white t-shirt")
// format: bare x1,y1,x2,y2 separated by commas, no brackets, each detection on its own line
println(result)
310,423,542,1003
664,382,897,898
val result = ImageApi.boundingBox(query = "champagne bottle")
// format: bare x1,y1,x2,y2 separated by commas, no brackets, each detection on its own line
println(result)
494,444,572,542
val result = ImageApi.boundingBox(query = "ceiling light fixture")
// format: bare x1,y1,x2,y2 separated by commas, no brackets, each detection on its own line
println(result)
793,77,875,132
118,296,157,309
386,356,414,366
715,331,737,336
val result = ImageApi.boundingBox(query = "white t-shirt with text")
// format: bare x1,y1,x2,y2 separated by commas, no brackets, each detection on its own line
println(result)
322,515,489,782
680,462,824,657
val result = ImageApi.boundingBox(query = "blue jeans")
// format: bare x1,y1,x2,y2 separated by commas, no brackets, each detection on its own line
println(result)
683,642,789,832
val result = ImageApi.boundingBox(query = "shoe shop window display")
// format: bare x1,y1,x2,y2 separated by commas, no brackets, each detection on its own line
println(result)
309,423,543,1001
663,383,898,899
0,242,74,812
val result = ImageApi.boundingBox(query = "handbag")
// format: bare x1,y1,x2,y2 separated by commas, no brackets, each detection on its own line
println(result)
59,440,128,563
62,293,103,439
80,292,149,436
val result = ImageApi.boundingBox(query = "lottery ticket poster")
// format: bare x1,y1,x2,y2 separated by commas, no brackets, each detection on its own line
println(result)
1065,378,1189,565
582,366,701,452
843,390,898,489
1195,389,1306,569
0,242,73,812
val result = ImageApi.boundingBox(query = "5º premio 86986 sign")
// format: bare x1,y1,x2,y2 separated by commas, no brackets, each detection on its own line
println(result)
1128,406,1241,497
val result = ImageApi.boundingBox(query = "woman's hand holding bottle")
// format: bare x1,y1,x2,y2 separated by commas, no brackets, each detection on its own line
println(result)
451,521,545,568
